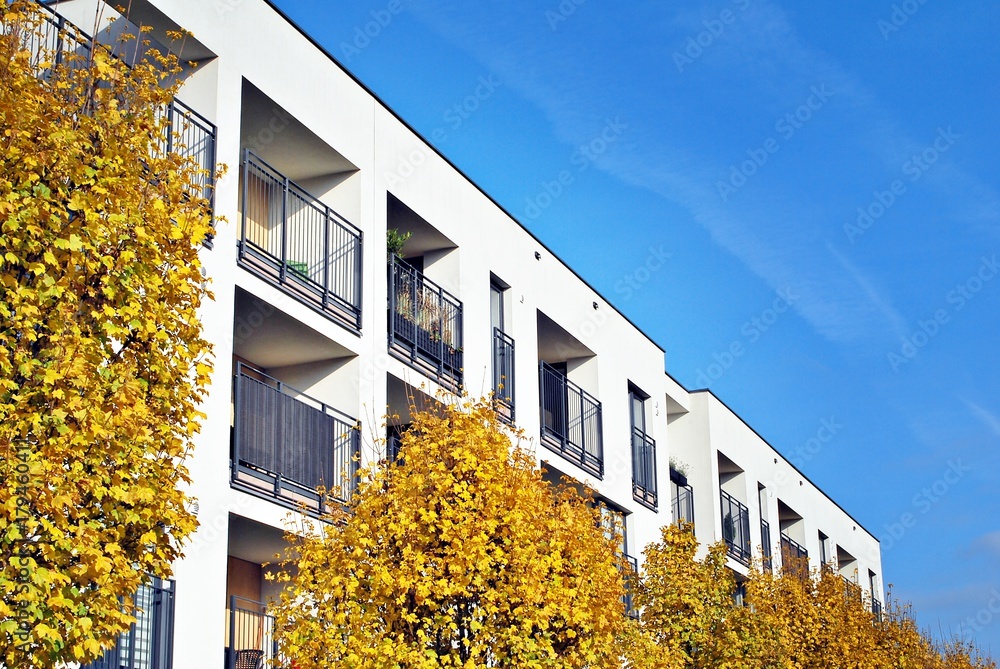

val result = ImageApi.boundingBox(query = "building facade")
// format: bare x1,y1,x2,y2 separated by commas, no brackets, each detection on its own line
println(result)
36,0,883,666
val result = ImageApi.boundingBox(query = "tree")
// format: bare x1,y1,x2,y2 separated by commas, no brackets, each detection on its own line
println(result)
270,398,630,669
626,523,763,669
0,3,214,665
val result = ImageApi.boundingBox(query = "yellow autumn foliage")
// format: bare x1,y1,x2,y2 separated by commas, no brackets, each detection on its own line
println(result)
634,524,996,669
0,2,216,666
270,398,630,669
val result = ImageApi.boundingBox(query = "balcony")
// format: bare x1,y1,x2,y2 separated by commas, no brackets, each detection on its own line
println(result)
30,3,217,217
631,428,657,510
670,473,694,530
539,362,603,478
388,255,464,390
760,519,772,572
621,554,640,620
225,596,278,669
871,598,883,621
82,579,175,669
232,363,360,513
780,533,809,579
720,490,752,566
492,327,515,422
239,150,363,331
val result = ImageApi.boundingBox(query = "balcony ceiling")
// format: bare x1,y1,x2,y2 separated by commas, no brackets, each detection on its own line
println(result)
388,194,457,257
241,81,357,182
536,312,595,363
234,289,354,368
228,514,287,565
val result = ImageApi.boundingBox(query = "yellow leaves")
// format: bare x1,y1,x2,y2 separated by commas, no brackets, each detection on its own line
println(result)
1,3,214,666
271,398,627,669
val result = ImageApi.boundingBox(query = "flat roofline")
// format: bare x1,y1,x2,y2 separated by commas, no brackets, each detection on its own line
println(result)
258,0,665,357
689,388,880,545
192,1,877,551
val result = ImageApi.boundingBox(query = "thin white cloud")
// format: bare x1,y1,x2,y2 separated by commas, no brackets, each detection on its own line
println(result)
963,399,1000,438
404,0,998,345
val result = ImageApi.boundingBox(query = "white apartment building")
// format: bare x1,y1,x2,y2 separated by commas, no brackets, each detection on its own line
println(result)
34,1,882,667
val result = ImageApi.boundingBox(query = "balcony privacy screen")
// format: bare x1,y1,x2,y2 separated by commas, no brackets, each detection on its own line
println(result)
233,365,359,507
539,362,603,477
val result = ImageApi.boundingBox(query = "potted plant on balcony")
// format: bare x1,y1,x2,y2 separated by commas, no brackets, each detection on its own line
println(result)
669,457,689,487
387,228,411,259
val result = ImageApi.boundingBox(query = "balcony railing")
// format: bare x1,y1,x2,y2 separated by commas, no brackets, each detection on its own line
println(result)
539,362,603,478
232,363,360,513
492,327,515,422
842,575,862,602
388,255,463,389
226,596,278,669
621,554,640,620
82,578,175,669
28,3,217,217
780,533,809,579
239,150,363,330
720,490,752,565
670,476,694,530
760,519,773,572
871,598,883,621
631,428,657,510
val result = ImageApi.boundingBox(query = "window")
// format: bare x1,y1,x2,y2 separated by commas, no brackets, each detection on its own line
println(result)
490,277,514,421
629,385,657,510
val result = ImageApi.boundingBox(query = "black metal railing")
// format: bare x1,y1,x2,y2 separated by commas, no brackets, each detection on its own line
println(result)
538,362,603,478
670,480,694,530
232,363,360,512
26,3,217,214
388,255,463,389
240,150,363,330
621,554,640,620
226,596,278,669
25,1,96,77
492,327,515,422
760,519,773,572
871,598,883,621
842,575,862,602
161,98,217,206
82,578,175,669
631,428,657,510
780,533,809,579
720,490,752,565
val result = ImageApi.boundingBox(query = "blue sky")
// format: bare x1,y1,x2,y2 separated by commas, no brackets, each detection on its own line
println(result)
271,0,1000,650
